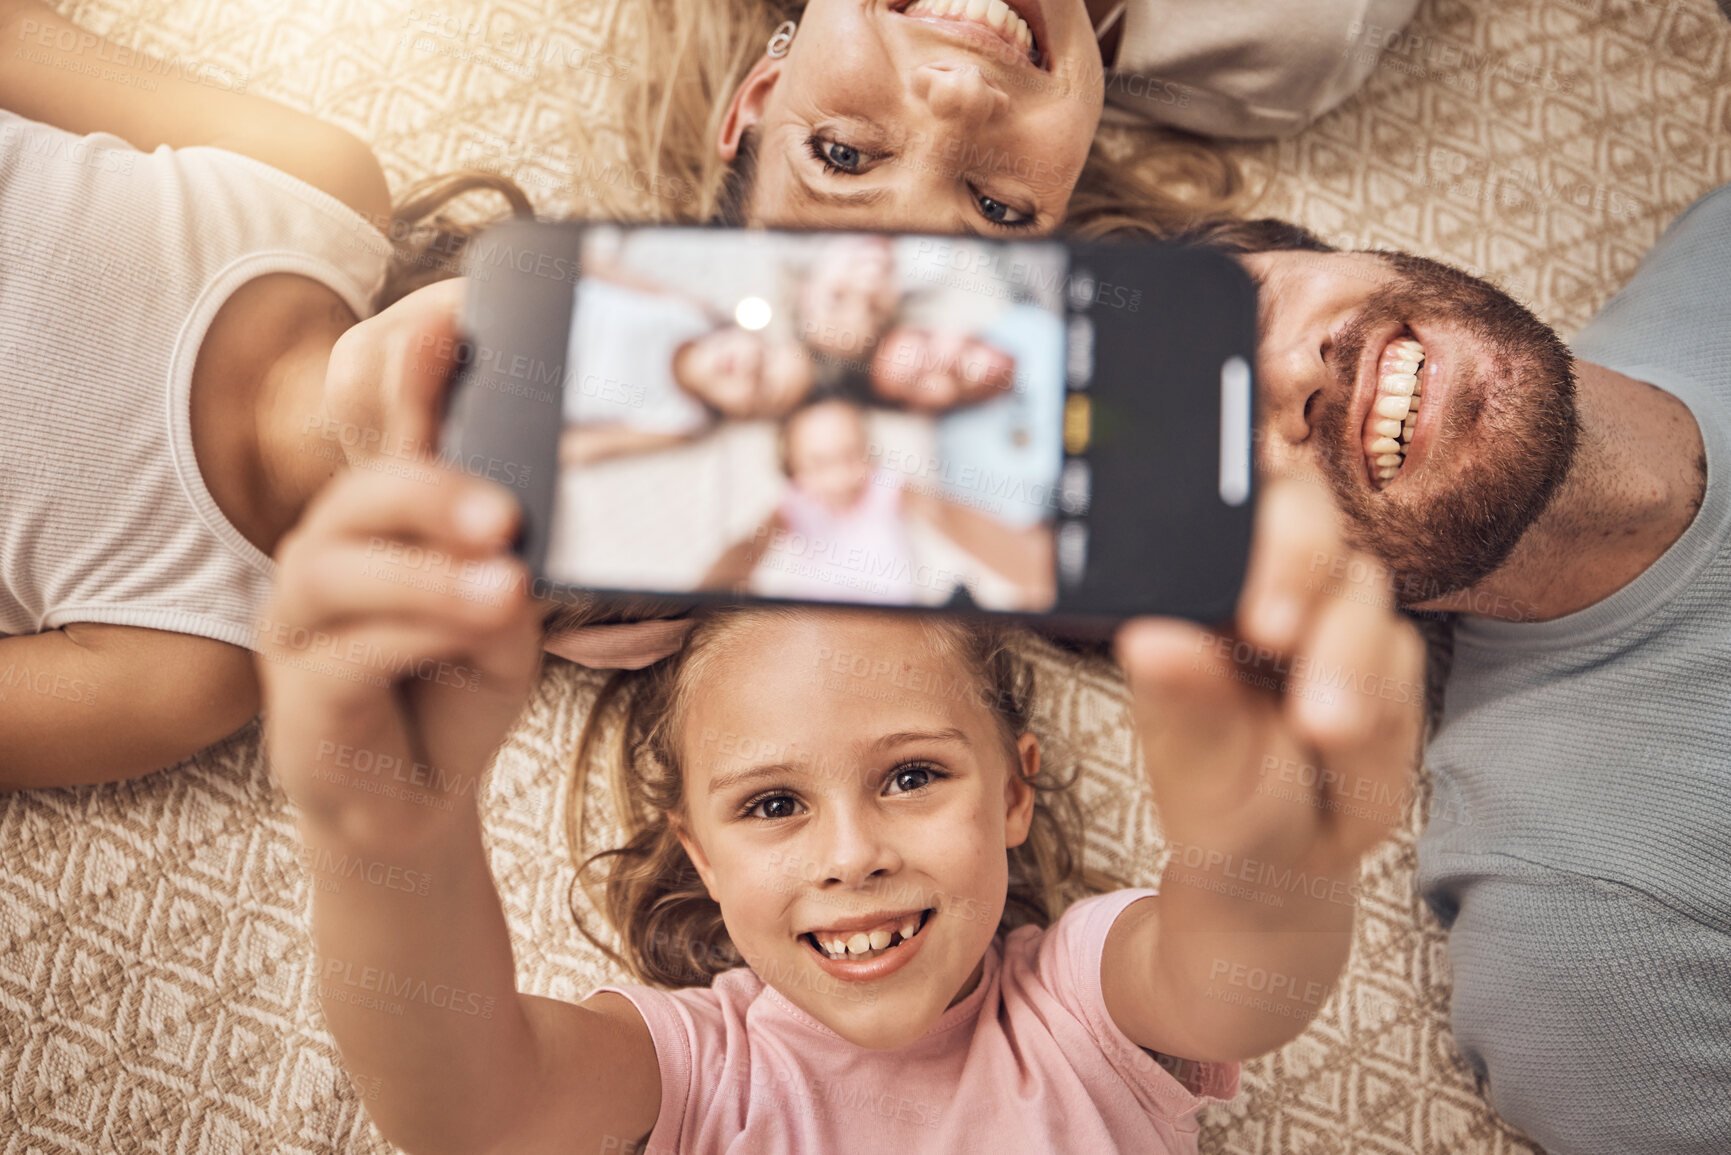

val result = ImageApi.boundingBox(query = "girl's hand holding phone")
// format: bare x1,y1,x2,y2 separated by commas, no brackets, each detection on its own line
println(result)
1118,476,1425,874
1104,477,1425,1062
258,283,543,846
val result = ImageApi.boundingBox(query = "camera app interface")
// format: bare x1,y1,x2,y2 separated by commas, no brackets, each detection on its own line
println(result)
545,227,1074,612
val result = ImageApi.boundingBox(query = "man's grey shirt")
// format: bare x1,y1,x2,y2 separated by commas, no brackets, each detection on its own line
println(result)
1418,183,1731,1155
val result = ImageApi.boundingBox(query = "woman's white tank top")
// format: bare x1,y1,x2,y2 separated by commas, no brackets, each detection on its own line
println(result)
0,109,391,650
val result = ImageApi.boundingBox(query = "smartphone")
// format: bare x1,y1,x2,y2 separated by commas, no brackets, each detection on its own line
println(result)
441,220,1256,625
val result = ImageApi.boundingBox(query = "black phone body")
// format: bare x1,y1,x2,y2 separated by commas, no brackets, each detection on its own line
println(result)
442,220,1256,627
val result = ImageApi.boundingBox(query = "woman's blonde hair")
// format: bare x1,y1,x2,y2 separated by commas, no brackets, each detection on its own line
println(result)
571,0,1248,235
567,607,1121,988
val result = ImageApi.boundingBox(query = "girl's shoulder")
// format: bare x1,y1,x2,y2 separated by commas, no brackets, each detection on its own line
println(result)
1003,888,1160,986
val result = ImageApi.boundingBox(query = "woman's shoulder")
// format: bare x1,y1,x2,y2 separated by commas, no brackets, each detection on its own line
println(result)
1108,0,1422,138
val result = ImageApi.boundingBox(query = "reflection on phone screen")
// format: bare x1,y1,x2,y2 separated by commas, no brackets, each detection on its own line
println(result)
545,228,1074,613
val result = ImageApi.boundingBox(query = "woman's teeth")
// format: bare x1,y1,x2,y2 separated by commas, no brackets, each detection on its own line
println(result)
810,913,926,962
900,0,1037,60
1365,337,1425,488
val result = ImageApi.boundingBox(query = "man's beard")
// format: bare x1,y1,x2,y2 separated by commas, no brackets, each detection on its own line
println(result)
1310,252,1581,605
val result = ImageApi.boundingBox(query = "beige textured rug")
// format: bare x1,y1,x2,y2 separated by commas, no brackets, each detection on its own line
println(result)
4,1,1728,1151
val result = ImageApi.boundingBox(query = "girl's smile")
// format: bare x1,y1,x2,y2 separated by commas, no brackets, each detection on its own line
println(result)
800,906,933,980
672,611,1037,1049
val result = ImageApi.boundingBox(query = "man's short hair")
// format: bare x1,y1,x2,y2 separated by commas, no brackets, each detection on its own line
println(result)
1168,217,1338,256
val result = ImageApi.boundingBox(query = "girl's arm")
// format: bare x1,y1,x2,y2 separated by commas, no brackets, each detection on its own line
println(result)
258,292,659,1155
1103,478,1425,1063
699,510,782,591
0,0,387,222
902,490,1056,609
558,423,693,466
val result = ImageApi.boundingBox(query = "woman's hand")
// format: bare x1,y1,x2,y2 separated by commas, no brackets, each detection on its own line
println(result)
257,286,544,845
1117,476,1426,874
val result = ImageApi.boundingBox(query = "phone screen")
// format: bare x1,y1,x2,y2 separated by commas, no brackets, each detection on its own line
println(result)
544,227,1078,613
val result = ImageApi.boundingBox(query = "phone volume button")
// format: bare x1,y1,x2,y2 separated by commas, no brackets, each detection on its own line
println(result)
1219,355,1252,507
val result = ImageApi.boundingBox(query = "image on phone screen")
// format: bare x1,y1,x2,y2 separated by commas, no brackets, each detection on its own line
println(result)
545,227,1073,613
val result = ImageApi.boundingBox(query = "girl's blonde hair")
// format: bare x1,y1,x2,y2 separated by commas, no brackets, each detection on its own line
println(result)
571,0,1248,235
567,607,1121,988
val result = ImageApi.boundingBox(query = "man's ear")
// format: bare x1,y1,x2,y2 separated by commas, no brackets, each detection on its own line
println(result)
672,814,721,902
718,54,784,161
1004,732,1040,849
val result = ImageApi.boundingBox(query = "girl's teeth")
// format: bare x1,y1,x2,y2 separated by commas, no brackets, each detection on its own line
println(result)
812,913,927,961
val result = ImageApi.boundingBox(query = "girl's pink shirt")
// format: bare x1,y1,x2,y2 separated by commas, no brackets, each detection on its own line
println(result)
598,888,1239,1153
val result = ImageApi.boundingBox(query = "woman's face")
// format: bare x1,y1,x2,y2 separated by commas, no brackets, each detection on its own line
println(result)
720,0,1104,235
673,612,1038,1050
676,327,815,419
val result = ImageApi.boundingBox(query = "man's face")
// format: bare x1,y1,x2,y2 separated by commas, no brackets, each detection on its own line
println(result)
869,326,1015,412
1241,248,1580,606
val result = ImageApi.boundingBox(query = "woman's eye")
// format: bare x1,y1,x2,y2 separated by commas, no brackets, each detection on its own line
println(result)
747,794,801,820
812,137,865,173
976,191,1033,227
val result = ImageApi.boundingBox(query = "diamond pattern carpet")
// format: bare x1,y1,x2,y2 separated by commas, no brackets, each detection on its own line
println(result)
3,0,1728,1151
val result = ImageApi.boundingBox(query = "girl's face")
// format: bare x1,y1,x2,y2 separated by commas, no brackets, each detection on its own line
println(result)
674,613,1038,1049
720,0,1103,235
785,402,873,514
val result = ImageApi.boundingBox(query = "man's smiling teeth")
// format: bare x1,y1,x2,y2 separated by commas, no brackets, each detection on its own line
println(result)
901,0,1037,59
811,914,926,962
1364,337,1425,488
